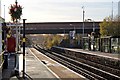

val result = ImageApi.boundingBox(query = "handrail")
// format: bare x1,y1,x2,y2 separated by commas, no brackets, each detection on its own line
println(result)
0,51,5,68
0,51,5,56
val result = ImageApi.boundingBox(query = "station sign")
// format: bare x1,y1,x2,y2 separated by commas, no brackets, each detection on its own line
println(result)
69,30,76,39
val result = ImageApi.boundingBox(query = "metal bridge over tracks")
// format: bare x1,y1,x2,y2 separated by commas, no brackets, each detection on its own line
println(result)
12,22,101,34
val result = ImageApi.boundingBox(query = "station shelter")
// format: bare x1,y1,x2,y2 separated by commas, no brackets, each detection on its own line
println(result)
83,35,120,54
100,36,120,54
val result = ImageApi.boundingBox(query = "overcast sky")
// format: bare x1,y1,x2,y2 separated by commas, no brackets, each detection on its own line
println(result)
1,0,120,22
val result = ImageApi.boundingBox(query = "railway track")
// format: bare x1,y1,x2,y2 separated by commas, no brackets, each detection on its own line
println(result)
53,51,120,77
34,45,120,80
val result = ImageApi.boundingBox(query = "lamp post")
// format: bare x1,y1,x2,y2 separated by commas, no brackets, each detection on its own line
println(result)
82,6,85,37
15,0,19,70
4,5,5,21
87,19,96,51
15,0,18,5
82,6,85,49
88,34,91,50
23,19,26,79
87,19,95,32
93,21,95,32
9,0,23,76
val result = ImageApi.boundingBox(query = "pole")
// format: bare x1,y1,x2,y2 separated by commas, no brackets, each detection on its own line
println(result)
82,6,85,49
2,5,6,51
16,22,18,52
4,5,5,21
93,21,95,32
15,0,18,68
23,19,26,79
15,0,18,6
82,6,85,37
111,1,113,20
19,24,21,51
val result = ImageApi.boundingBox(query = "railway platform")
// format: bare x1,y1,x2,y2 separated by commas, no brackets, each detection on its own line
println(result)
50,46,120,79
2,54,15,80
68,49,120,60
53,46,120,60
29,48,86,80
2,48,86,80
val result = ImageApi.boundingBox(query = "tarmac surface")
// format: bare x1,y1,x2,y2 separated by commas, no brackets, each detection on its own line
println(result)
25,48,57,79
2,54,15,80
29,48,86,80
2,47,120,80
2,48,85,80
2,49,58,80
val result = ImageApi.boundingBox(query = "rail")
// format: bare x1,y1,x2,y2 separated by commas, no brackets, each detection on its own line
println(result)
34,45,120,80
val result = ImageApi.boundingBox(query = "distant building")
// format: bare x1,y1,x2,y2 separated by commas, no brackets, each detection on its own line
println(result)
118,1,120,17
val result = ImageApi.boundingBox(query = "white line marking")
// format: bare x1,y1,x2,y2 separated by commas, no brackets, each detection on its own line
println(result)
28,48,60,79
32,48,86,79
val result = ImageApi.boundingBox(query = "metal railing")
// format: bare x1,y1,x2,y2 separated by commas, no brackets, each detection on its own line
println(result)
0,51,5,68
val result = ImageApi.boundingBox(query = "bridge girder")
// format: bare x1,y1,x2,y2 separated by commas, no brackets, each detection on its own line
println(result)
11,22,101,34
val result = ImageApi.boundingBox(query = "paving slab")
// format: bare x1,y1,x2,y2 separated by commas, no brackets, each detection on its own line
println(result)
2,54,15,80
25,51,57,79
29,48,86,80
